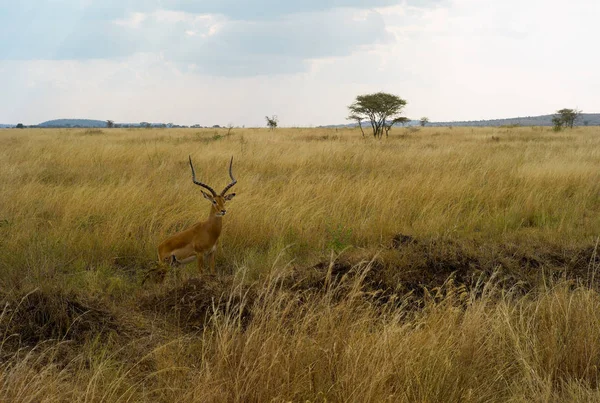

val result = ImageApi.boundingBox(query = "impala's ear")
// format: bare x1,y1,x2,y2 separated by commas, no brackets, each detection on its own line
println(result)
224,193,236,201
201,190,214,201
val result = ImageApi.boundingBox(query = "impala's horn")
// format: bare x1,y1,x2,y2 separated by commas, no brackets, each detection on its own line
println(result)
189,155,217,197
220,156,237,196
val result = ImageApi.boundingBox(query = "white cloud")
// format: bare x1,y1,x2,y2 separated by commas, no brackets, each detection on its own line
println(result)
113,12,147,28
1,4,392,76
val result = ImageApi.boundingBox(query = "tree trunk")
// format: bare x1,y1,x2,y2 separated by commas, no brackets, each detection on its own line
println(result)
358,120,365,137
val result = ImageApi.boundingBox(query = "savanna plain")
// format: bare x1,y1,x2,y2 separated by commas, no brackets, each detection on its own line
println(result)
1,126,600,402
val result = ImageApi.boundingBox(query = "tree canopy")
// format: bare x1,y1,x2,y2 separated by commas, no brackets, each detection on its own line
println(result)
555,108,581,129
265,115,278,130
348,92,407,138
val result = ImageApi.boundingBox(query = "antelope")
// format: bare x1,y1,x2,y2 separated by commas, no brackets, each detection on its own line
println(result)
155,156,237,281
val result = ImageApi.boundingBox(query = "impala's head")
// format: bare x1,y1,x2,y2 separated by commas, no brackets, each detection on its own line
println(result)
200,192,236,216
189,156,237,217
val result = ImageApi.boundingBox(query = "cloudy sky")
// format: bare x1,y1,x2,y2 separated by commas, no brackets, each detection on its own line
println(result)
1,0,598,126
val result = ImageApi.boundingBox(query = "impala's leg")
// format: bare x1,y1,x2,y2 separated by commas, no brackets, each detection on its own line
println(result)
196,252,204,274
208,250,216,274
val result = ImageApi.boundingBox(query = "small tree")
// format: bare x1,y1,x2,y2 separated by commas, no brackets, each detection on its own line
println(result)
556,108,581,129
265,115,278,130
552,116,564,132
420,117,429,127
347,113,365,137
384,117,409,137
395,117,410,127
348,92,407,138
106,120,114,128
16,123,24,129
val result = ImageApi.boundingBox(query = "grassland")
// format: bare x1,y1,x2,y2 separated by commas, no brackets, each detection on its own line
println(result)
0,126,599,401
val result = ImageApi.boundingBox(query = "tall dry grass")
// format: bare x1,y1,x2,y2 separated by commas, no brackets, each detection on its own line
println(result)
2,261,600,402
1,126,598,282
1,126,600,401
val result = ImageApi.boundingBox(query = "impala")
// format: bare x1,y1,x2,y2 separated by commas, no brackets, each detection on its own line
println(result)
155,156,237,281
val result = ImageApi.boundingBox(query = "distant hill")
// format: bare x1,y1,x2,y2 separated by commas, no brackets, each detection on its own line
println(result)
429,113,600,127
0,124,15,128
35,119,182,128
38,119,108,128
323,113,600,128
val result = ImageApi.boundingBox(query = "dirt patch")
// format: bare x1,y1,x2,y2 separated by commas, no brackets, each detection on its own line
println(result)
141,275,255,332
0,289,122,349
285,241,481,300
285,235,600,303
388,236,599,290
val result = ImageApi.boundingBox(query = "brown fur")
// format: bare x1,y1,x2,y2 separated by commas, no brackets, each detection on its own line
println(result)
157,193,235,281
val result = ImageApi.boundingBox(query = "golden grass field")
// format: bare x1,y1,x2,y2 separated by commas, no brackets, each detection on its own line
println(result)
1,126,599,401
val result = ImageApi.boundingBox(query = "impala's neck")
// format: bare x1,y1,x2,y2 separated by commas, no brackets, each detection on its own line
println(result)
206,205,223,233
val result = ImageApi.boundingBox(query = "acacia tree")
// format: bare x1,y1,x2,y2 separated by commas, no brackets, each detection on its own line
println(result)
556,108,581,129
265,115,278,130
106,120,114,128
420,117,429,127
348,92,407,138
